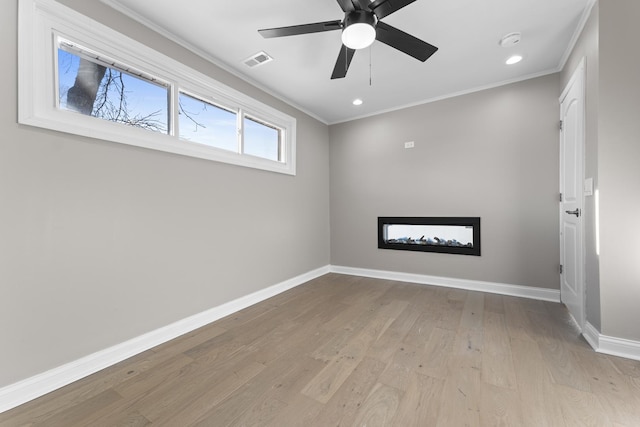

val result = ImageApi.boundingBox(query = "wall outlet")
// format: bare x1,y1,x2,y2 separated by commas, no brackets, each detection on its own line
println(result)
404,141,415,149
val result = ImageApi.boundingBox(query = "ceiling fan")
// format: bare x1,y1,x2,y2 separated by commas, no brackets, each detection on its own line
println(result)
258,0,438,79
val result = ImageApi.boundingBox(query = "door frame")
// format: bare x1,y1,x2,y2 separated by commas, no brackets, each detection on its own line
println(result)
559,57,586,330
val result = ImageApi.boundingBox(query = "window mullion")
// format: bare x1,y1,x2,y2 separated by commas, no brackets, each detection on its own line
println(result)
237,108,244,155
169,84,179,137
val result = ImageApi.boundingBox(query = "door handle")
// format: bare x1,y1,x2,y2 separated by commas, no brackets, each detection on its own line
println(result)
565,208,581,217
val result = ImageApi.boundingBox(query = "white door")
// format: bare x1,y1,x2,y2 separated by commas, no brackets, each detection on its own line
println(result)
559,59,585,329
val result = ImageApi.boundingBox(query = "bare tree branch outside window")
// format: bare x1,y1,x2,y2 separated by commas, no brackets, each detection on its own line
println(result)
60,53,170,134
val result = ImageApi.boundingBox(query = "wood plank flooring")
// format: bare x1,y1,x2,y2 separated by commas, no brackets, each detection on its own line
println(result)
2,273,640,426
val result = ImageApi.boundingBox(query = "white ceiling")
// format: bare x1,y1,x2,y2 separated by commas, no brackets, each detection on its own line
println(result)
101,0,594,124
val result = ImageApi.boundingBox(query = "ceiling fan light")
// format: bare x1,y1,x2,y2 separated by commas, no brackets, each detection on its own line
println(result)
341,10,376,50
342,23,376,50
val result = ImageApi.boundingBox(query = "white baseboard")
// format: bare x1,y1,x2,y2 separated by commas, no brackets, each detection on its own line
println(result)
578,321,640,362
330,265,561,302
599,335,640,361
583,321,600,350
0,265,330,414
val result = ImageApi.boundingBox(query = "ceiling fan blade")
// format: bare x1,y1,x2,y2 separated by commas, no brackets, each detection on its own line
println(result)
336,0,356,12
368,0,416,19
331,45,356,79
375,21,438,62
259,20,342,38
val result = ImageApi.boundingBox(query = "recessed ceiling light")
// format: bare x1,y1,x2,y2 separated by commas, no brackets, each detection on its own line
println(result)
506,55,523,65
352,98,363,106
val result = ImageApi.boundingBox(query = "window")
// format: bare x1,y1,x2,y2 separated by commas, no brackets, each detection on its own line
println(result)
178,92,238,152
19,0,296,175
243,116,281,162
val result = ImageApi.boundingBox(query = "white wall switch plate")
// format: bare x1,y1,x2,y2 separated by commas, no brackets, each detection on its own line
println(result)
404,141,415,149
584,177,594,196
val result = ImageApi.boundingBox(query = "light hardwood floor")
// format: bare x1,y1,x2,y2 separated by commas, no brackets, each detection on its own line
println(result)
2,273,640,426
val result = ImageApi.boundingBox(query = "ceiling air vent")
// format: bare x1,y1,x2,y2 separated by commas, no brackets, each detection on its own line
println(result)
244,51,273,68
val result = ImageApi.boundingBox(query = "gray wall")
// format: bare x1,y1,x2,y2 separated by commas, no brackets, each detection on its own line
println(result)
329,74,561,289
561,3,601,330
598,0,640,341
0,0,330,387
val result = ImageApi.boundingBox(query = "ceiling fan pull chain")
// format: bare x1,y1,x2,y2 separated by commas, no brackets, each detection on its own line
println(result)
369,45,372,86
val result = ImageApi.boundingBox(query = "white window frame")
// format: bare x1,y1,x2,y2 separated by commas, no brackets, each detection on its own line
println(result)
18,0,296,175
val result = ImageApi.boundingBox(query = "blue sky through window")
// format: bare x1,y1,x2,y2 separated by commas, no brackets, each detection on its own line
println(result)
57,48,169,134
178,92,238,152
244,116,280,162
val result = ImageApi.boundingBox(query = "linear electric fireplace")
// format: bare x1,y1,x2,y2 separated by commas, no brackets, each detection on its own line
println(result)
378,217,481,256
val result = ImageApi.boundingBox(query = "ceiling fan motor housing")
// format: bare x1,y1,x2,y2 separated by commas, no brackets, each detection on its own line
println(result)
343,10,377,29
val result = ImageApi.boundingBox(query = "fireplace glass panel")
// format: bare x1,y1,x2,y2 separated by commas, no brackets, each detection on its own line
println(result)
385,225,474,247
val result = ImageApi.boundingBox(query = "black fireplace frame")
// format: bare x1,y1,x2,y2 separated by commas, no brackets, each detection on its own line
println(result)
378,217,481,256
